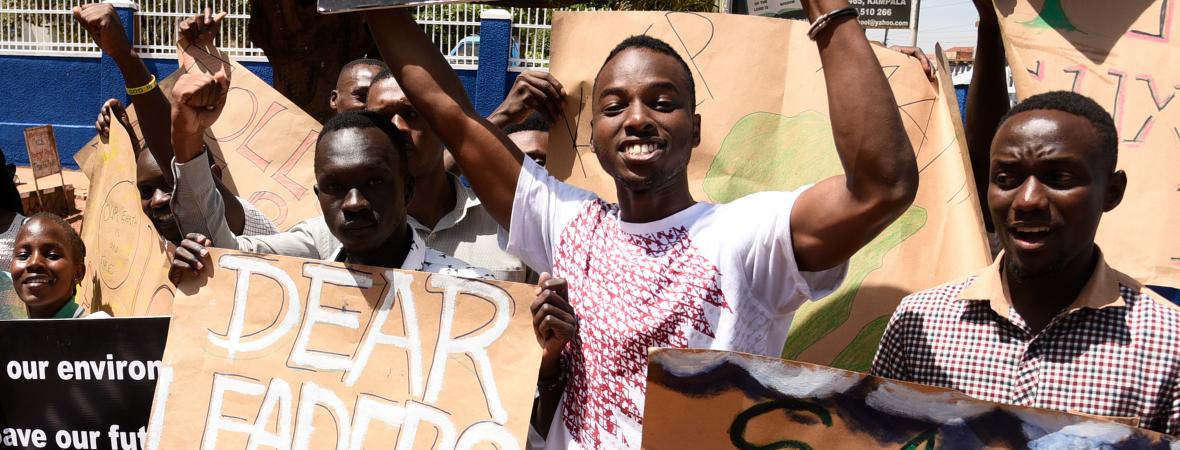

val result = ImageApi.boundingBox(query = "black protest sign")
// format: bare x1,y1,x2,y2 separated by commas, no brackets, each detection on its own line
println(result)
848,0,913,29
0,317,168,450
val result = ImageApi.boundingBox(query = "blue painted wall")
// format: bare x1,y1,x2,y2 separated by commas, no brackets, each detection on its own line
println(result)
0,55,273,169
1,4,505,171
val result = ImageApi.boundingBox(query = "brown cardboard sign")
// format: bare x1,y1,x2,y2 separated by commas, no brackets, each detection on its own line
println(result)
546,11,991,370
75,62,321,232
146,249,541,449
76,120,174,318
643,348,1177,449
24,125,63,180
995,0,1180,287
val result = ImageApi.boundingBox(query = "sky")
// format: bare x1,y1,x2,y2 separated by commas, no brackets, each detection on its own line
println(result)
862,0,981,53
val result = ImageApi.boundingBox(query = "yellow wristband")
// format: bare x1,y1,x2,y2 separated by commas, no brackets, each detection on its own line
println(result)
126,74,157,96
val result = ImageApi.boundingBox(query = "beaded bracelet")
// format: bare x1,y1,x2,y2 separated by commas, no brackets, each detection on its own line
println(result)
807,6,860,41
537,357,567,391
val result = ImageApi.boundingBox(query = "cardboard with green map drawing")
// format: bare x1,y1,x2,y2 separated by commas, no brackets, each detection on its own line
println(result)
993,0,1180,289
546,11,990,370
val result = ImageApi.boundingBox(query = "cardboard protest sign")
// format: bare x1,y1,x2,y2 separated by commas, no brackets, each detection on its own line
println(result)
547,11,990,370
75,62,321,232
23,125,63,180
643,348,1177,449
994,0,1180,287
0,317,169,450
75,56,325,317
147,249,541,449
77,121,175,318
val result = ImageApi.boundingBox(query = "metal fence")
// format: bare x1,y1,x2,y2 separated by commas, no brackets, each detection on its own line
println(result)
0,1,563,68
0,0,101,56
136,0,263,61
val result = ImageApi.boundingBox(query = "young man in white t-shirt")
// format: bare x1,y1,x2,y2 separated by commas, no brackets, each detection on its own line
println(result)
366,0,918,447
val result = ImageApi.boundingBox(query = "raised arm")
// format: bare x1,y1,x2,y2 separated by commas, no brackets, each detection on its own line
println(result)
170,11,250,234
74,3,173,178
366,9,543,230
790,0,920,271
965,0,1009,232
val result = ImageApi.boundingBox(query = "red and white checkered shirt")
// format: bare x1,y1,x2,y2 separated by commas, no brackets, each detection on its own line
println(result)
871,250,1180,435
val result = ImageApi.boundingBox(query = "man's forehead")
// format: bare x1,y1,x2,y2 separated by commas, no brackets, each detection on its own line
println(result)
135,151,166,180
596,48,690,89
994,110,1100,161
18,217,62,239
339,65,380,87
317,128,397,167
369,77,407,101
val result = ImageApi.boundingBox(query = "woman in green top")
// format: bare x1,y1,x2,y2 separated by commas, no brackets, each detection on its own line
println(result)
12,213,89,319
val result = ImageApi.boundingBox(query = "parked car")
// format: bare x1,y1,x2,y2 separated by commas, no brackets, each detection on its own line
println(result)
448,35,524,66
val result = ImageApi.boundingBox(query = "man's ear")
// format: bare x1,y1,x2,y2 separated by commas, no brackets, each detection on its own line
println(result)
1103,170,1127,212
589,119,596,153
329,89,339,110
692,113,702,148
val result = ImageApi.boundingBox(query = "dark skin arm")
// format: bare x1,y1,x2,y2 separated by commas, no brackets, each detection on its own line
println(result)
487,70,566,128
170,11,248,234
367,9,545,231
790,0,920,271
965,0,1009,232
529,274,577,437
74,3,172,181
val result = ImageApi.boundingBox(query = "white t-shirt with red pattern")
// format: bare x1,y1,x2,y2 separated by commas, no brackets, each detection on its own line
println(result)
504,158,847,450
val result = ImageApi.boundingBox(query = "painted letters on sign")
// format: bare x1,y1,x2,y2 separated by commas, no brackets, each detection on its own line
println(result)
996,0,1180,288
148,249,541,449
24,125,62,180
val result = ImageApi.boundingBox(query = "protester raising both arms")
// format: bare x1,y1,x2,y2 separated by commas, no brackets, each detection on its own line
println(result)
365,0,919,446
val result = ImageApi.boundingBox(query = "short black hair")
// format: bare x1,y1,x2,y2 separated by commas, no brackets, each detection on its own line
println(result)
503,111,550,134
24,212,85,260
318,110,412,177
595,35,696,109
341,58,387,75
372,69,395,84
1001,91,1119,171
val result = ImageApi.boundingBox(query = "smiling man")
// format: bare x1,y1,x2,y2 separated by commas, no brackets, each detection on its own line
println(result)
366,0,918,447
872,91,1180,435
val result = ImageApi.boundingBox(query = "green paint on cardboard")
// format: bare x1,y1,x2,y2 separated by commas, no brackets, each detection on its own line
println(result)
1020,0,1079,31
829,316,890,372
704,111,926,369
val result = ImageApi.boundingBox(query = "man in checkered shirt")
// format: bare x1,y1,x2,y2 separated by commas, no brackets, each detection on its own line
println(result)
872,91,1180,435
